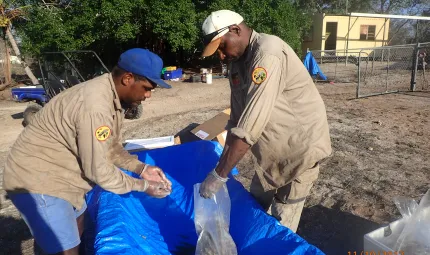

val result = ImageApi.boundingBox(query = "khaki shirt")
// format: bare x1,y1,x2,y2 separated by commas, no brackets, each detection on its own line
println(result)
3,74,147,209
228,31,332,190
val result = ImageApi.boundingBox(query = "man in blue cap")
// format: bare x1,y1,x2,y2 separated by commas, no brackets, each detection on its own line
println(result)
3,48,172,255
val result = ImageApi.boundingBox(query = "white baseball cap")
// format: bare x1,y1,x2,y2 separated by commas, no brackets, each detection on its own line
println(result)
201,10,244,57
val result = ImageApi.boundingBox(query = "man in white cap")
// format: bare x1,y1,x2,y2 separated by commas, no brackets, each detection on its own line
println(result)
198,10,332,232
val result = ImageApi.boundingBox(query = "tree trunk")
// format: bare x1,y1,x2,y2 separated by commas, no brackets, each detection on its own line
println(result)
4,40,11,84
5,26,39,85
5,27,20,56
1,29,12,85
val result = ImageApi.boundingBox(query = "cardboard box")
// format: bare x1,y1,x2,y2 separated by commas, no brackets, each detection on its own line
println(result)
191,108,230,147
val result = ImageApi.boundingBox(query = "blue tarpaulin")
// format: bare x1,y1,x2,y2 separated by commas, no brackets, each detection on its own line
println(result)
303,52,327,81
84,141,325,255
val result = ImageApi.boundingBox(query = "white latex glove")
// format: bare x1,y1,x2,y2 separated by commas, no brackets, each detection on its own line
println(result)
143,179,172,198
199,170,228,199
140,164,172,190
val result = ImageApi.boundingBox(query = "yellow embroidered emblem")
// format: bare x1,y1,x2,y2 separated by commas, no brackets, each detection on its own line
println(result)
252,67,267,85
95,126,111,141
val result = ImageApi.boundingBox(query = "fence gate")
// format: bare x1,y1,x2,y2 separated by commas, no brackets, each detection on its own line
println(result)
356,45,416,98
312,49,362,84
414,43,430,91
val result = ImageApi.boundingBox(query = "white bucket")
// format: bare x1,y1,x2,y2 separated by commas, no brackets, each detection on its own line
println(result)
201,68,212,84
206,73,213,84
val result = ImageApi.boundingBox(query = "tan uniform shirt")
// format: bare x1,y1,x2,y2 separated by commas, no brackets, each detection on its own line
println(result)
3,73,147,209
228,31,332,190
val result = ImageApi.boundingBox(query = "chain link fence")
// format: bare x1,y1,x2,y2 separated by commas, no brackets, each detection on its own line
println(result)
309,42,430,98
357,45,416,98
311,49,365,83
357,42,430,98
415,43,430,91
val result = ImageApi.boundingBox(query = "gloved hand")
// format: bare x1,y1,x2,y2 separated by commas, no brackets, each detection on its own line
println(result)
199,170,228,198
143,180,172,198
140,164,172,190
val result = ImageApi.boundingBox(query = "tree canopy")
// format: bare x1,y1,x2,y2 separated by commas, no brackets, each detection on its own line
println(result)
10,0,430,68
12,0,311,67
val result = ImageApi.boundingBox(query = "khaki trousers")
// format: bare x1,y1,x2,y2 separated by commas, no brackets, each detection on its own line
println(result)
250,164,320,232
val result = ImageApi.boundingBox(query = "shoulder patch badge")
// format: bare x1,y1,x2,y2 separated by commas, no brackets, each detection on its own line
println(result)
95,126,111,141
252,67,267,85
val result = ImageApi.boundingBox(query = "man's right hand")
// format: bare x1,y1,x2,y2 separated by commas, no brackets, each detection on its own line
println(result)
140,165,172,190
143,180,172,198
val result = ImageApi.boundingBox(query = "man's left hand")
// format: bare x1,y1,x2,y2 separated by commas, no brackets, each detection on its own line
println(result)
140,165,172,190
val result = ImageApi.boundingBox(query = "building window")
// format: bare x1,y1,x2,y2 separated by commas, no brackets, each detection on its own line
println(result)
360,25,376,41
304,25,314,42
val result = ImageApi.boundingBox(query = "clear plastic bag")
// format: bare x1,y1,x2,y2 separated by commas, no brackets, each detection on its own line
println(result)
393,196,418,218
394,188,430,254
193,183,238,255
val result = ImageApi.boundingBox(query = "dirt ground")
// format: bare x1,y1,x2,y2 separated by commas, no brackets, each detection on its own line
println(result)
0,78,429,255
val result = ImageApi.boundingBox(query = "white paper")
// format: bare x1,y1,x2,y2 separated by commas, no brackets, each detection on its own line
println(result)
124,136,175,151
195,130,209,140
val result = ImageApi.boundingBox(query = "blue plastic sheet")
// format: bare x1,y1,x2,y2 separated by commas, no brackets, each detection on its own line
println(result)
303,52,328,81
85,141,324,255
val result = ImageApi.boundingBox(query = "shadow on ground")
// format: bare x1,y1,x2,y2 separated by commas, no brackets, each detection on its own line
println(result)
11,112,24,120
398,91,430,98
0,216,34,255
175,123,201,144
297,205,380,255
1,191,63,255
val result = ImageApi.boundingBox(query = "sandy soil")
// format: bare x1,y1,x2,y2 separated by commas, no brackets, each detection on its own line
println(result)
0,78,429,255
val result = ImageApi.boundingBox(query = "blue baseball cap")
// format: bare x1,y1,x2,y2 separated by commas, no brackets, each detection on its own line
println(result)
117,48,172,89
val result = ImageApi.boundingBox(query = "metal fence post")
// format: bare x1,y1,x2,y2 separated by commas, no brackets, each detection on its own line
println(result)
386,48,390,92
357,50,361,98
410,43,420,91
335,55,338,81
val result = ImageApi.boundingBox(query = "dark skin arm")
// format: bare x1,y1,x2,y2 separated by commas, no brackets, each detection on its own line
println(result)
215,131,251,178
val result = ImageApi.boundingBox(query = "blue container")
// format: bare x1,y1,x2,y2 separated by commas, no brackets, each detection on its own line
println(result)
163,68,183,80
84,141,324,255
11,87,47,103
